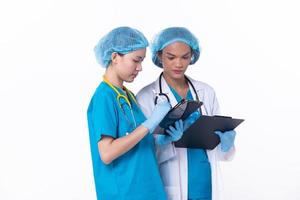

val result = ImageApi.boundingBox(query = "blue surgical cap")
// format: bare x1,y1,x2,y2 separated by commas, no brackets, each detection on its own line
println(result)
151,27,201,68
94,26,149,67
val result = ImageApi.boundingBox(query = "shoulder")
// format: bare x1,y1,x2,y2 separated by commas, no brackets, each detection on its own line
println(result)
188,76,216,94
90,82,118,107
94,82,116,98
136,81,156,100
87,82,119,116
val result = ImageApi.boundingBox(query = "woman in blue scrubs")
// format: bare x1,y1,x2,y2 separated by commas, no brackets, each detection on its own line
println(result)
87,27,183,200
137,27,237,200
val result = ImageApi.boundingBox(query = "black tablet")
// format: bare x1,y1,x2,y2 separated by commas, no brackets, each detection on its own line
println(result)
154,99,202,134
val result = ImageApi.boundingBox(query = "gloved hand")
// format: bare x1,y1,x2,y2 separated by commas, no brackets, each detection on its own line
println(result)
183,111,200,131
142,100,171,133
156,120,184,146
215,130,236,152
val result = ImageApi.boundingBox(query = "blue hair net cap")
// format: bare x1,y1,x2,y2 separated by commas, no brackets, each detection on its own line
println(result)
151,27,201,68
94,26,149,67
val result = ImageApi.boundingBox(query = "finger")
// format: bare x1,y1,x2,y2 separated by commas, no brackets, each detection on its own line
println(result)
178,120,183,130
175,121,179,129
168,125,176,132
166,129,175,137
215,131,222,137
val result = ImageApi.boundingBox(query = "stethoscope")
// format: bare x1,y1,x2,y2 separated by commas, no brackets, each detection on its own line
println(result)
103,76,137,128
154,72,206,115
155,72,200,103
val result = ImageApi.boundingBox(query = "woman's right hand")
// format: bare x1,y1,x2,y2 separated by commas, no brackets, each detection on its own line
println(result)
142,100,171,133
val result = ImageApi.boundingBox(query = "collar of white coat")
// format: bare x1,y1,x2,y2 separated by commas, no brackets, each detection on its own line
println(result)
153,74,206,115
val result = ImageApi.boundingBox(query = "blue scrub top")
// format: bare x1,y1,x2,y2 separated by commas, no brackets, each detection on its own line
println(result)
169,86,212,200
87,82,167,200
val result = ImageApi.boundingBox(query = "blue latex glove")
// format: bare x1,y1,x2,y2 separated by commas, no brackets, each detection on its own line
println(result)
215,130,236,152
142,100,171,133
183,111,200,131
156,120,184,146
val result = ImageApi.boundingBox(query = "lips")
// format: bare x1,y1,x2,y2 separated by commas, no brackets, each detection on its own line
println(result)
131,73,138,78
173,70,183,74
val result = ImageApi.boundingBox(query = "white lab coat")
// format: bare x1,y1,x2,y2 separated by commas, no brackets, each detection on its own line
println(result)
136,75,235,200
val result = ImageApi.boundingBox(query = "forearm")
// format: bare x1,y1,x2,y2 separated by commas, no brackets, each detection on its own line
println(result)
98,125,149,164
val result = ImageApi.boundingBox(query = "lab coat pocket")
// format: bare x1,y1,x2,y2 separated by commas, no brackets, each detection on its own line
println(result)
156,143,176,164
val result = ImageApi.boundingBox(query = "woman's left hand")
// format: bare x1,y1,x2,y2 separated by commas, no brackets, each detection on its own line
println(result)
156,120,184,146
215,130,236,152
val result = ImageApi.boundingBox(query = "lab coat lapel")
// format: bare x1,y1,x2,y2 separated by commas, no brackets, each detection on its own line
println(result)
160,75,189,200
160,77,178,107
187,77,207,115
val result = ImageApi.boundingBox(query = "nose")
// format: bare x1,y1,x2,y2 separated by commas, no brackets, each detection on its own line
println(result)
136,63,142,71
175,58,183,68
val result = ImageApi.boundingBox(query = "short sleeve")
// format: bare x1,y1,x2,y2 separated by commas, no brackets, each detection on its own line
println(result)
90,92,118,141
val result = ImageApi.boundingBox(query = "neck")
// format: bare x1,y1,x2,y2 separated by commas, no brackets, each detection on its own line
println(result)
163,72,189,98
163,72,188,90
104,66,123,89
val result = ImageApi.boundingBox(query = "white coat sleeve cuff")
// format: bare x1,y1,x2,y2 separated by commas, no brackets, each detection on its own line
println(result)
216,144,236,161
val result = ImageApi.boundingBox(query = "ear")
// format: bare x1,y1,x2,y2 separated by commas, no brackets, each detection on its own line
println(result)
111,52,119,65
157,51,162,63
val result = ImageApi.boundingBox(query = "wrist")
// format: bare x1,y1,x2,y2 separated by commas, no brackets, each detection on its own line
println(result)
142,119,156,134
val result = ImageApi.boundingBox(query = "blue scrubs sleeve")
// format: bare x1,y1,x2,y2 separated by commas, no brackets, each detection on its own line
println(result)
91,92,118,141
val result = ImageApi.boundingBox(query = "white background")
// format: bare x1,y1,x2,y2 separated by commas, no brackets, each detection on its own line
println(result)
1,0,300,199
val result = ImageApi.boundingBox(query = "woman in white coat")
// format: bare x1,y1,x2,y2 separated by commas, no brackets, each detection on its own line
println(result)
136,27,237,200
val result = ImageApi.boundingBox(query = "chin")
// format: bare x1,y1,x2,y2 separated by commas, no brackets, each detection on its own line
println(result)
125,78,135,83
172,73,185,80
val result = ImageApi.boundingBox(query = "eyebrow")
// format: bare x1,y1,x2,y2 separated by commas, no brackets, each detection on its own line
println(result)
165,52,191,57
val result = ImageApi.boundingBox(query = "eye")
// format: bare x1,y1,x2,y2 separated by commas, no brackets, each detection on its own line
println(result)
182,56,190,60
167,56,175,60
133,59,140,63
